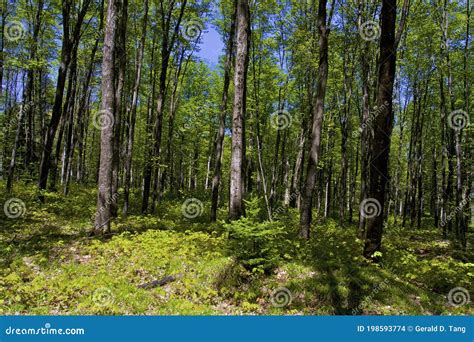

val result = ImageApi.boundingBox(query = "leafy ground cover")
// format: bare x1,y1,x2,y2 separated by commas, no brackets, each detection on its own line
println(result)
0,183,472,315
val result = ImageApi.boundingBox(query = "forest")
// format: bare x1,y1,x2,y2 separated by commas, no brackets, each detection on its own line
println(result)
0,0,472,315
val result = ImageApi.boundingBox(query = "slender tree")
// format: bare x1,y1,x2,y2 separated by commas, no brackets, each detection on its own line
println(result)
142,0,187,213
211,0,237,222
363,0,398,258
299,0,334,238
123,0,149,216
38,0,91,200
94,0,119,235
229,0,250,220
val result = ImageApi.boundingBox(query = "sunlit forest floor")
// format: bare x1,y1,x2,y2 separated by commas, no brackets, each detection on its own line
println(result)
1,182,472,315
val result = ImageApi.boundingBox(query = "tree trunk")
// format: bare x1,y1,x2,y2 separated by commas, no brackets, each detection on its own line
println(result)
357,41,371,238
143,0,187,213
290,115,307,208
141,31,158,214
363,0,398,258
38,0,90,200
94,0,118,235
211,0,237,221
250,31,272,220
76,22,102,182
123,0,148,216
229,0,250,220
299,0,331,238
6,103,26,193
110,0,128,217
61,46,79,195
0,0,7,99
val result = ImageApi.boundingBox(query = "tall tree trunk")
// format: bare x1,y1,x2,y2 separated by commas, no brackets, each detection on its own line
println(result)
290,115,307,208
141,31,158,214
255,102,272,220
211,0,237,221
24,0,44,170
76,21,102,182
363,0,398,258
61,46,80,195
443,0,456,235
38,3,71,198
38,0,90,200
0,0,7,99
430,144,439,227
142,0,187,213
299,0,332,238
393,100,405,222
439,78,448,237
162,45,192,195
357,41,371,238
50,42,78,192
123,0,148,216
338,51,353,222
111,0,128,217
250,31,272,220
94,0,118,235
349,145,359,224
457,0,470,245
229,0,250,220
163,78,179,194
6,102,26,193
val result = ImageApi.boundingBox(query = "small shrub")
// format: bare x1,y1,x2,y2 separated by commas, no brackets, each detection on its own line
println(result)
224,198,287,274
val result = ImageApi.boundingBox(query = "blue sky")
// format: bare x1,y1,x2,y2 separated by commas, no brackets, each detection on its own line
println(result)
197,27,225,68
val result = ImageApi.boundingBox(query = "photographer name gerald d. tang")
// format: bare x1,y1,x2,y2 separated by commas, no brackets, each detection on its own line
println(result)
415,325,466,334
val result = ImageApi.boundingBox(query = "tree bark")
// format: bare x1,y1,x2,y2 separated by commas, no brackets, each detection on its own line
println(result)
141,30,158,214
363,0,398,258
110,0,128,217
229,0,250,220
123,0,148,216
211,0,237,222
38,0,90,200
299,0,332,238
0,0,7,99
94,0,118,235
142,0,187,213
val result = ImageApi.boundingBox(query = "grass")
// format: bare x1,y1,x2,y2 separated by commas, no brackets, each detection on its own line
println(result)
0,182,472,315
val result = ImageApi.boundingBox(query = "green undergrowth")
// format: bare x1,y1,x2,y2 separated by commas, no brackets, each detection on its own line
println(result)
0,182,472,315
